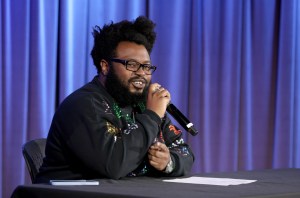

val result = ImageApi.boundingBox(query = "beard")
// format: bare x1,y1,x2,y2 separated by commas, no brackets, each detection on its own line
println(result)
105,67,150,107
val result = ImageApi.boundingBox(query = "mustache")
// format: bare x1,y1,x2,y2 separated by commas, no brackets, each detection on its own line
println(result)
106,73,148,85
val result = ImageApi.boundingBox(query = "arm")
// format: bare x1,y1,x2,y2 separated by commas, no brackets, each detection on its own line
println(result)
53,93,161,180
147,116,195,176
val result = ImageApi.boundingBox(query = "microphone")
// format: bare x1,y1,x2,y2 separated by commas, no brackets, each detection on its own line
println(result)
166,103,198,136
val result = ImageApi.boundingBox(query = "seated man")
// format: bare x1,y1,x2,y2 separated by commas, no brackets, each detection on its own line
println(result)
35,16,194,183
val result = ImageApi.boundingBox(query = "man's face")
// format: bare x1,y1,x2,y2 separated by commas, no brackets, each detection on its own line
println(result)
105,41,152,106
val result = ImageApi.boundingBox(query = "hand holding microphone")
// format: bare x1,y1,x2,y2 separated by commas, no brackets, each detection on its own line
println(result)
147,83,171,118
147,83,198,136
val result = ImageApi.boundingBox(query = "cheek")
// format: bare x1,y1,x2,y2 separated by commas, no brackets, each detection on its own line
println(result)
114,69,131,84
145,76,152,85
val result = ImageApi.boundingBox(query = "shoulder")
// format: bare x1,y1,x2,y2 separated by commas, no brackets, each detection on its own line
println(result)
56,78,112,115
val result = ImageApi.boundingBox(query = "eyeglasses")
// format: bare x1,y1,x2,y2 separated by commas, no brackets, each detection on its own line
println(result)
110,58,157,75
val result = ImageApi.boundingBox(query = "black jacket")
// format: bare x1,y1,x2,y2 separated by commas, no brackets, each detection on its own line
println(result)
35,76,194,183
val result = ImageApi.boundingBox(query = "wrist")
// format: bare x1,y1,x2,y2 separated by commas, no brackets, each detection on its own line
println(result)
163,157,175,174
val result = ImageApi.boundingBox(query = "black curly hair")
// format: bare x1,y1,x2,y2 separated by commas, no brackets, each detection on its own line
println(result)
90,16,156,74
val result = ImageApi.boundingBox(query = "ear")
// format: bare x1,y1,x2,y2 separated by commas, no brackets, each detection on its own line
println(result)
100,59,109,76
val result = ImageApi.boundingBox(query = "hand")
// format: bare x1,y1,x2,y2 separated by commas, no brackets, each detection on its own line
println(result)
148,142,171,171
147,83,171,118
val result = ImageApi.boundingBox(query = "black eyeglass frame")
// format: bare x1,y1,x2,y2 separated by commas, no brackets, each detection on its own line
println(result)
110,58,157,75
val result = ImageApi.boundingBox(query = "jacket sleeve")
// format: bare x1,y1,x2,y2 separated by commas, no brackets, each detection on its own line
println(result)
160,116,195,177
53,95,161,179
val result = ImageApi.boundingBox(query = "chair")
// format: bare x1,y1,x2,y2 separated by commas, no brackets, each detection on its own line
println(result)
22,138,46,182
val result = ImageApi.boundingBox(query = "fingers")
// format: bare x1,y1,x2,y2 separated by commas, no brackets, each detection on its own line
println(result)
149,84,170,97
147,83,171,118
150,142,168,152
149,83,162,93
148,142,169,156
148,83,171,101
148,142,170,171
148,154,170,171
153,84,164,94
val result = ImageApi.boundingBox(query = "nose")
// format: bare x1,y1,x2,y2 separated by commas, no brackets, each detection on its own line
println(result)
134,66,146,75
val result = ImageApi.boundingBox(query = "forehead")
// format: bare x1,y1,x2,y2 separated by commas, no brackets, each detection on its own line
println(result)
115,41,150,61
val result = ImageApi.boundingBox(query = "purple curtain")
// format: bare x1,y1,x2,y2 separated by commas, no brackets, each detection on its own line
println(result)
1,0,299,197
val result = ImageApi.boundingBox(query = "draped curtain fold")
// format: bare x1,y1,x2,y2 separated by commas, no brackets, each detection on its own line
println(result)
1,0,299,197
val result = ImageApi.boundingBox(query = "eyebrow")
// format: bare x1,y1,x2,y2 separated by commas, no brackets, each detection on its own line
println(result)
129,59,151,64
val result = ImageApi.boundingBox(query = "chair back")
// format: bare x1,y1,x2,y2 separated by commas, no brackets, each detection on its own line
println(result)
22,138,46,182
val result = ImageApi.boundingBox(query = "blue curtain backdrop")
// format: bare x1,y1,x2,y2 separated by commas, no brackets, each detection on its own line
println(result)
1,0,300,197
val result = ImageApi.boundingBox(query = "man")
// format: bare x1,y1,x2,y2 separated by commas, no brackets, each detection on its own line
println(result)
35,16,194,183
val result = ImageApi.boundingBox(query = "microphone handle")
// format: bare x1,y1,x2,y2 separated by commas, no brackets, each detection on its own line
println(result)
166,103,198,136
